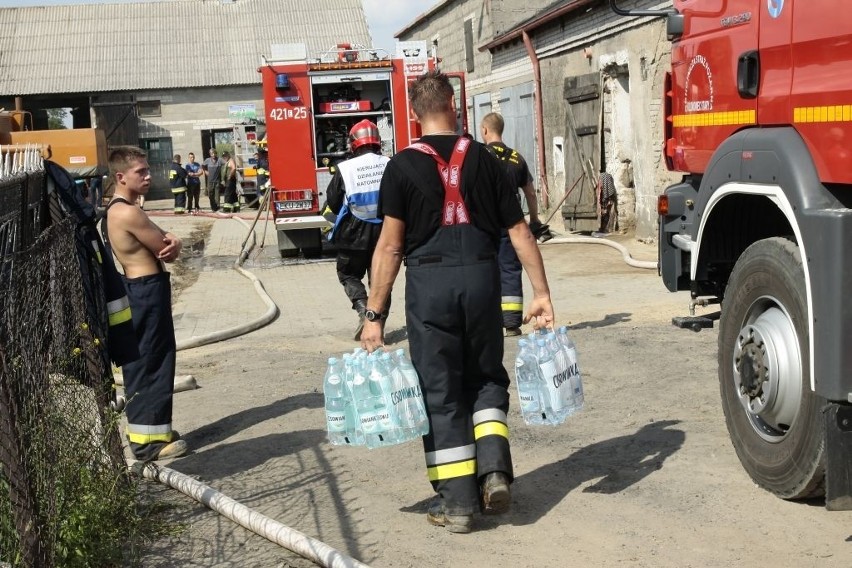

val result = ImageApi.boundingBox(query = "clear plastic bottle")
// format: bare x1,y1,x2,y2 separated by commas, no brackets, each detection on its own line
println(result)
392,349,430,437
546,331,577,417
514,339,548,425
557,326,584,411
350,358,385,448
323,357,350,445
342,353,354,393
339,355,366,445
367,352,398,446
535,338,568,425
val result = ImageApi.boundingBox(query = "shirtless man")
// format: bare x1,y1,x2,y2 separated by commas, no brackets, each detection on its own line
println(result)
105,145,187,461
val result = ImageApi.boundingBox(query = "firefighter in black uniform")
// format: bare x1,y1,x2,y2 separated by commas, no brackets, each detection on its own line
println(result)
480,112,543,336
169,154,188,214
255,138,270,200
361,71,555,533
326,120,390,340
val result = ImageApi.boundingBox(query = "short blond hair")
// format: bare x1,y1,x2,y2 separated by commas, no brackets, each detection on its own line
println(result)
481,112,504,135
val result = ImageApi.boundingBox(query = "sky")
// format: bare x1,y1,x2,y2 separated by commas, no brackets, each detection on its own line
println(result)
0,0,442,50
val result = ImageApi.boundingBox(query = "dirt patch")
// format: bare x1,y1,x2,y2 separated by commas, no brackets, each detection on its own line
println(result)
170,221,214,300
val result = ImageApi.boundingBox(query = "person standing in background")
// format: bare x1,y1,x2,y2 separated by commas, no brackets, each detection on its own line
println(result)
169,154,188,215
220,151,240,213
104,145,187,461
203,148,224,212
480,112,541,336
184,152,203,214
593,170,618,237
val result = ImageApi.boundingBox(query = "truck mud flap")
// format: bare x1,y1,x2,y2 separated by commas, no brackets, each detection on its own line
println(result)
825,402,852,511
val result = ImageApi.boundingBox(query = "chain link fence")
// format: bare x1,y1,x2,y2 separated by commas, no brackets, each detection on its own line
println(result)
0,153,145,567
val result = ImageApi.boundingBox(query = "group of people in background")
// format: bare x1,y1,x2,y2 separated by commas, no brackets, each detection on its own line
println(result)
168,148,240,214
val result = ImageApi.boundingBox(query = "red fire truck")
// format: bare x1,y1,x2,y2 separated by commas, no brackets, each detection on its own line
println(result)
611,0,852,508
259,41,466,257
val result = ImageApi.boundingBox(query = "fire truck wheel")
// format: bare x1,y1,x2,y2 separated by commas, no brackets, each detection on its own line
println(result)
718,237,825,499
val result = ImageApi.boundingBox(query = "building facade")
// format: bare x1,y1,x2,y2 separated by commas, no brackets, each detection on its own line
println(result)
0,0,371,196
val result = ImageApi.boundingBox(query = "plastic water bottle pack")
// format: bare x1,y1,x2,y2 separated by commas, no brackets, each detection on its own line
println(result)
514,326,584,426
323,347,430,448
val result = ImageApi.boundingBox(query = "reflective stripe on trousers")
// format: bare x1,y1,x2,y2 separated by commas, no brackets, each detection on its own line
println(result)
498,231,523,329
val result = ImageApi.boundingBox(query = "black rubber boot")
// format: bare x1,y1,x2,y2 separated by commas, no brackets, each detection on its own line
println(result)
353,300,367,341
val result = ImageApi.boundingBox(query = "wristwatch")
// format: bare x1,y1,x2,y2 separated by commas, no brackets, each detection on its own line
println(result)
364,309,385,322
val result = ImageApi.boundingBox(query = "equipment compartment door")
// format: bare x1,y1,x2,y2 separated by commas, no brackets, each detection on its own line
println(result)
311,71,393,168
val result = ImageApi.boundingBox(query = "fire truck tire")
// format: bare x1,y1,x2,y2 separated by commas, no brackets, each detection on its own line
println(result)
718,237,825,499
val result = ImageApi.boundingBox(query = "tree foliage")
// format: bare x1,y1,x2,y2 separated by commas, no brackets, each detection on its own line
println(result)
47,108,69,130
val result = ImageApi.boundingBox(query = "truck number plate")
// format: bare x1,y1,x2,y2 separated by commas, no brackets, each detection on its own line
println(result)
269,107,308,121
276,200,312,212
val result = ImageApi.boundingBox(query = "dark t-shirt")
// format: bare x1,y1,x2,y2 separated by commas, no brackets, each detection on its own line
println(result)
378,135,524,255
185,161,202,186
486,141,533,190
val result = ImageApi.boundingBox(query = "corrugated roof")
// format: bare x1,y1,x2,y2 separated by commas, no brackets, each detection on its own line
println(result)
0,0,371,96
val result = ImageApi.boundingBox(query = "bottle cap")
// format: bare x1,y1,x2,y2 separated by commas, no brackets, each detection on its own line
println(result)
328,357,338,365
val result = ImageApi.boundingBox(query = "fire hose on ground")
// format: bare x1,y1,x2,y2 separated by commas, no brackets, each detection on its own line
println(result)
133,462,371,568
175,186,279,351
540,235,658,270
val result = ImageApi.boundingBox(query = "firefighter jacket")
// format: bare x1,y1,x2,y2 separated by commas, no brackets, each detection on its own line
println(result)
45,161,140,366
256,155,270,189
169,162,187,193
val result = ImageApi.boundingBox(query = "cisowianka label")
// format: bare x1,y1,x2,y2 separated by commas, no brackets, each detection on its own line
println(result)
360,411,381,434
327,411,347,432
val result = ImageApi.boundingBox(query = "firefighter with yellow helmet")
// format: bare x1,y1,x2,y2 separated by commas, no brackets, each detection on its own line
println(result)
326,119,390,340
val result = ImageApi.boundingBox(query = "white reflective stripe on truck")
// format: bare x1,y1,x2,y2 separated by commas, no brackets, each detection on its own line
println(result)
274,215,331,229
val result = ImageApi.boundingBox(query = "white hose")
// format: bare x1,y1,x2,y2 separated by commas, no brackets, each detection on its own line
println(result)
541,235,658,270
113,373,197,393
135,462,371,568
175,216,279,351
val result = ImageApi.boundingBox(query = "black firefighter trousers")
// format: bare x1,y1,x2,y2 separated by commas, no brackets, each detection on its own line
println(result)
405,225,514,515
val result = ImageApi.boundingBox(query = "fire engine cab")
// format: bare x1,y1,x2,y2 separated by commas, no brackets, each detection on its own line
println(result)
610,0,852,509
259,41,465,257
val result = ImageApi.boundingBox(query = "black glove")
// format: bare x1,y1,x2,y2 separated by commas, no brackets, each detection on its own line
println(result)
529,220,554,243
